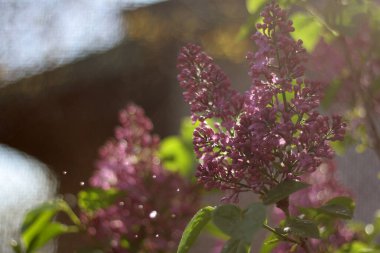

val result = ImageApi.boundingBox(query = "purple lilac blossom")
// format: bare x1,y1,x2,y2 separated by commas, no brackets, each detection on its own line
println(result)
272,161,355,253
177,2,346,200
83,104,199,253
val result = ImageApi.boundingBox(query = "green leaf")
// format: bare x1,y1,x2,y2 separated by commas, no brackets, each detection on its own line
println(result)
213,203,266,243
212,205,242,237
263,180,309,205
177,206,215,253
285,218,320,238
159,136,193,177
318,196,355,219
238,203,266,243
78,188,122,215
22,202,61,252
290,12,323,52
205,221,229,241
246,0,266,14
221,238,250,253
21,200,79,253
27,223,77,253
22,202,60,233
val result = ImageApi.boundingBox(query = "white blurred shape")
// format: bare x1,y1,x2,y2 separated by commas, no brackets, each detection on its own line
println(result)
0,0,165,82
0,144,56,253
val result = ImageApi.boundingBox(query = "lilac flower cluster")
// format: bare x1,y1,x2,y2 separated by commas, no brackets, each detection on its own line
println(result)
272,161,355,253
308,25,380,155
177,2,346,199
83,104,199,253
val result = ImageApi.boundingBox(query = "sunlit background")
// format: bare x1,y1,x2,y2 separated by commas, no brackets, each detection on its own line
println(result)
0,0,164,82
0,145,56,253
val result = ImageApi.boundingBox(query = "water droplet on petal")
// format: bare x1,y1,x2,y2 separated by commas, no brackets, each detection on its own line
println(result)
176,188,180,192
10,240,18,247
152,175,157,179
134,234,139,238
138,204,144,209
119,201,125,206
149,210,158,219
155,234,159,238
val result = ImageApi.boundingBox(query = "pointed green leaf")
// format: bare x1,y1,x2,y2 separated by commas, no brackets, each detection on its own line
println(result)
318,196,355,219
205,221,229,241
221,238,250,253
22,202,61,252
286,218,320,238
212,205,242,237
238,203,266,243
177,206,215,253
263,180,309,205
27,222,77,253
21,200,79,253
213,203,266,243
22,202,60,232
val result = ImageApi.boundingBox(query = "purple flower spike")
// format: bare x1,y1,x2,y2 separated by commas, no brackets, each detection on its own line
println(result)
177,44,242,128
177,2,346,200
84,104,199,253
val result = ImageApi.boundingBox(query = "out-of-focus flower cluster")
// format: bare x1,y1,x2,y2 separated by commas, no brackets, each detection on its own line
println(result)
309,25,380,111
273,161,355,253
177,2,346,200
308,24,380,152
82,104,199,253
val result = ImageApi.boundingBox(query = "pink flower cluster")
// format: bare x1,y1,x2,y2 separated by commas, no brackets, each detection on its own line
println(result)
84,104,199,253
272,161,355,252
177,2,346,199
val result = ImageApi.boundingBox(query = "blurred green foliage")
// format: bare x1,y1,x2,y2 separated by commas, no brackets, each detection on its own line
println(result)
12,199,81,253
